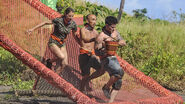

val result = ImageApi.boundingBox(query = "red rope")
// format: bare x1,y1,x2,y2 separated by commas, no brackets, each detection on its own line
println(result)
0,33,97,104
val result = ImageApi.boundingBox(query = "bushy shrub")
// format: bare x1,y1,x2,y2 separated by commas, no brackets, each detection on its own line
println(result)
117,19,185,90
0,47,27,85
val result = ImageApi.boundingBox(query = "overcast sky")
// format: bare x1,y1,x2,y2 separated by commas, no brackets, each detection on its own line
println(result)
87,0,185,20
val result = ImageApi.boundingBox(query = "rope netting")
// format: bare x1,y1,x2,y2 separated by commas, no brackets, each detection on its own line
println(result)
0,0,183,104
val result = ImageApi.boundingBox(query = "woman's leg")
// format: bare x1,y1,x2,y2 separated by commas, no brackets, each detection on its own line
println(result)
61,45,68,66
49,44,67,74
58,45,68,74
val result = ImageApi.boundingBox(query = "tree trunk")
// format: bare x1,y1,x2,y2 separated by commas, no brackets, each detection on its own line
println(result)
117,0,125,22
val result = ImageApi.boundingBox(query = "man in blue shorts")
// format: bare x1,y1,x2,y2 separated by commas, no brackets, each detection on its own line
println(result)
95,16,126,103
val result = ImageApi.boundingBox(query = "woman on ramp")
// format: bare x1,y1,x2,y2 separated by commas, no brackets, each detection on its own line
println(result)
27,7,79,74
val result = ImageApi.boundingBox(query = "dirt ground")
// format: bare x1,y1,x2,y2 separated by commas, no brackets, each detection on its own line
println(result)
0,86,75,104
0,85,184,104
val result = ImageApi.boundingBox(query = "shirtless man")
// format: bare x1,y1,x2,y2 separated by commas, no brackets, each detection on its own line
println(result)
95,16,126,103
79,14,103,91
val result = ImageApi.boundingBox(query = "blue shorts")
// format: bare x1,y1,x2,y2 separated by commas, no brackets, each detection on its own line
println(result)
101,56,124,78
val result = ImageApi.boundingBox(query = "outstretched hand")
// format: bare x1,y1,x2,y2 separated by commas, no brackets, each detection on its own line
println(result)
26,29,33,35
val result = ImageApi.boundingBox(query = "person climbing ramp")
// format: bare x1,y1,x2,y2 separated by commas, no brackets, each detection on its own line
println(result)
26,7,80,74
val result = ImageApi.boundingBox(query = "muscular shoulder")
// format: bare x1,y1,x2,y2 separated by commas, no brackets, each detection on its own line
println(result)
114,30,119,34
80,27,87,34
80,27,88,38
99,32,106,38
93,29,99,36
114,30,123,40
96,32,105,40
81,26,86,32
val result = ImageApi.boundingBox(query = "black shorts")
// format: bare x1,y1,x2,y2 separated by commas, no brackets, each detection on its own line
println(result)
78,54,101,76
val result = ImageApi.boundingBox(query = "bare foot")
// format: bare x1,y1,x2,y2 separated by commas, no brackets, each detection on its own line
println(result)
108,90,118,103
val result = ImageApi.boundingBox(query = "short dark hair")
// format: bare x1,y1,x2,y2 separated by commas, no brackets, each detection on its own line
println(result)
105,16,118,25
86,14,95,20
64,7,75,15
86,14,91,20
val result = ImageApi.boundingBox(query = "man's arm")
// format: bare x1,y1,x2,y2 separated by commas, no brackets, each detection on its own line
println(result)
80,28,95,43
27,20,53,35
118,40,126,46
95,32,104,50
117,31,126,46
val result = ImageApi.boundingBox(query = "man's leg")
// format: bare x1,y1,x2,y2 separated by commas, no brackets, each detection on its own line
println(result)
102,56,124,99
103,76,119,90
78,54,91,91
108,90,118,103
80,55,105,92
87,55,105,81
82,68,105,92
108,79,122,102
102,76,119,99
80,74,90,91
87,69,105,81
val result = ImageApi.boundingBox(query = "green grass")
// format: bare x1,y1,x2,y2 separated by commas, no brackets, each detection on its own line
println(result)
0,47,33,90
117,18,185,90
0,71,34,90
